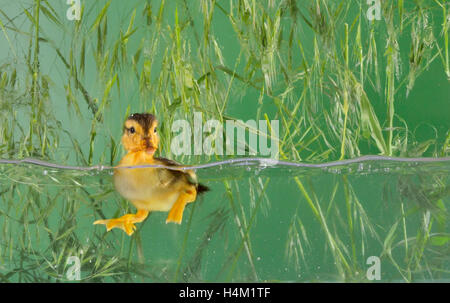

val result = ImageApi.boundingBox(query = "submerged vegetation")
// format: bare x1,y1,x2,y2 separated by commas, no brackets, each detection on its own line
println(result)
0,0,449,282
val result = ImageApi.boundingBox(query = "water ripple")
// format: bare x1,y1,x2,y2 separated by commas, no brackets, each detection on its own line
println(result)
0,155,449,171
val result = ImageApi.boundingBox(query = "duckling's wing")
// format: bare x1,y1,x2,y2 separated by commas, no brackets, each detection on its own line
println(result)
154,156,183,169
154,157,196,187
154,157,209,194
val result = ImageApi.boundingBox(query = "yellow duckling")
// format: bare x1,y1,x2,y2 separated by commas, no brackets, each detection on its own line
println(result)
94,113,209,235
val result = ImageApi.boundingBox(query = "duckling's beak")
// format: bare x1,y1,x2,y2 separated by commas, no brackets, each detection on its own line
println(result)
143,137,156,154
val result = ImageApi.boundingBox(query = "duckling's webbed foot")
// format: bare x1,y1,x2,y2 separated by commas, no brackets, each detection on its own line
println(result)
94,209,149,236
166,190,196,224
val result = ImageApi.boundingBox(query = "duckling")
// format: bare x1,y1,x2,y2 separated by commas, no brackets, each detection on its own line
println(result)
94,113,209,236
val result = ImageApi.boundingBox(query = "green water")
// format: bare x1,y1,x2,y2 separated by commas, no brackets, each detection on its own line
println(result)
0,0,449,282
0,158,449,282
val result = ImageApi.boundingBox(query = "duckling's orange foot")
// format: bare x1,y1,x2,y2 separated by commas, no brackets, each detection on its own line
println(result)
166,199,188,224
94,215,137,236
94,210,149,236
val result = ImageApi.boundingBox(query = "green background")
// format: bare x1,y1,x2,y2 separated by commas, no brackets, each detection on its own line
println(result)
0,0,448,282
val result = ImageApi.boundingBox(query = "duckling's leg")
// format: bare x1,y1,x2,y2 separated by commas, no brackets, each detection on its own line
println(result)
94,209,149,236
166,188,197,224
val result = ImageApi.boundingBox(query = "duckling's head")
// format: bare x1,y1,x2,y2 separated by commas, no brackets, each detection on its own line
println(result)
121,113,159,155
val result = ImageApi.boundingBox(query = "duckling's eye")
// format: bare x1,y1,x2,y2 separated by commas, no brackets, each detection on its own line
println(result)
154,127,157,133
129,127,135,134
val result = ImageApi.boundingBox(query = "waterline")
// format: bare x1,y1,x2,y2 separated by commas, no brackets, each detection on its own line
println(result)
0,155,450,171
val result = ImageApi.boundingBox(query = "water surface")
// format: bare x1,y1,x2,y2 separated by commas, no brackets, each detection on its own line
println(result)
0,156,448,282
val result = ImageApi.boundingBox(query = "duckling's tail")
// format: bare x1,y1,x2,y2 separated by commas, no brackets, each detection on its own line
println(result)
197,183,210,195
